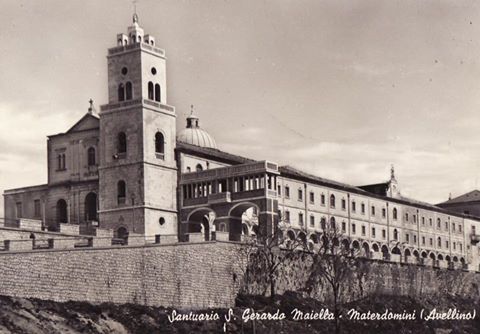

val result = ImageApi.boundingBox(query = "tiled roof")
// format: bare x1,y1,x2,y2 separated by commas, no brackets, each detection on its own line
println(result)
438,190,480,205
175,141,254,165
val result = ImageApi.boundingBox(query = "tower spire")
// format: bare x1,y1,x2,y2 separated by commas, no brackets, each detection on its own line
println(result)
132,0,139,23
390,164,395,180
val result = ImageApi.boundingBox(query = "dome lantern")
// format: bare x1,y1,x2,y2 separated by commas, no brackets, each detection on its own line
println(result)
177,106,217,149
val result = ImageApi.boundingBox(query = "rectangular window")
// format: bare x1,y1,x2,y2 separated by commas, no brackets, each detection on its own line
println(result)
298,189,303,201
285,186,290,199
452,223,456,232
361,225,366,236
406,233,410,243
459,224,462,233
422,217,425,226
298,212,304,226
361,203,365,214
352,201,356,212
285,211,290,222
34,199,41,217
321,194,325,205
382,229,386,239
309,191,314,203
459,243,463,252
413,235,417,243
372,227,376,238
277,185,281,196
310,215,315,227
15,202,22,219
352,223,356,234
341,199,346,210
429,238,433,246
444,221,449,231
341,222,346,233
405,213,409,222
413,215,416,223
445,240,449,249
371,206,375,216
429,218,432,227
422,236,425,245
382,208,386,218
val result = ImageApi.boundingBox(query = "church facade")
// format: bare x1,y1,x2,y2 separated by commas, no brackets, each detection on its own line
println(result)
4,16,480,270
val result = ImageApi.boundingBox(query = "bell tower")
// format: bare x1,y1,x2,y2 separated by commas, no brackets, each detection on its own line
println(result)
98,15,177,240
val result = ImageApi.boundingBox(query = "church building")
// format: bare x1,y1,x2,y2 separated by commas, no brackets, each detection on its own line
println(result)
4,15,480,271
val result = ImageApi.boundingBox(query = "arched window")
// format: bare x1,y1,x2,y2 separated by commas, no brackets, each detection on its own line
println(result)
155,84,161,102
148,82,154,100
117,180,126,204
393,208,398,220
87,147,96,166
320,217,326,230
330,194,336,208
196,164,203,172
118,83,125,101
437,237,442,247
155,132,164,155
118,132,127,154
330,217,336,230
125,81,133,100
393,228,398,240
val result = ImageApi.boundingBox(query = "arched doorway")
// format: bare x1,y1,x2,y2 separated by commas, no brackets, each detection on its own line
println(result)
187,208,216,241
117,227,128,244
228,202,260,242
381,245,390,260
85,192,97,221
362,242,370,257
56,199,67,224
297,231,307,246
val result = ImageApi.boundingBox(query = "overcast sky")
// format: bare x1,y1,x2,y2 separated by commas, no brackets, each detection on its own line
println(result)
1,0,480,216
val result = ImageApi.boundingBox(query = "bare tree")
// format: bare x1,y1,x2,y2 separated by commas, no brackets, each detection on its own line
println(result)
236,219,308,300
306,225,362,334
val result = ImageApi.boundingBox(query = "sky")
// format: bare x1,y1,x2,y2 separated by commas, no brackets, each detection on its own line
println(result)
1,0,480,216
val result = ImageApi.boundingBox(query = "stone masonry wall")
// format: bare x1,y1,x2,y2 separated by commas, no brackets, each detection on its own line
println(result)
0,242,479,310
246,251,480,303
0,241,244,309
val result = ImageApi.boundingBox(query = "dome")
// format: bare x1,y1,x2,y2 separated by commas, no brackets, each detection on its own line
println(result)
177,111,217,149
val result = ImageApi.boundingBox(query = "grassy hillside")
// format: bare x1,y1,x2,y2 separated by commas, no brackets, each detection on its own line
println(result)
0,293,478,333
